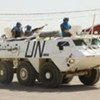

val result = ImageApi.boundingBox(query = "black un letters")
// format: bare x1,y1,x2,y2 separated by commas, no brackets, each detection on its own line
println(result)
25,41,46,57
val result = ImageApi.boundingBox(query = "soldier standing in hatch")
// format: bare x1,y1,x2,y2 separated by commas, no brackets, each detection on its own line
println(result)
24,25,33,37
11,22,23,38
60,17,72,37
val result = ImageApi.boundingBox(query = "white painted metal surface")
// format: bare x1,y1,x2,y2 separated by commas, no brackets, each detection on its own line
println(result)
0,35,100,73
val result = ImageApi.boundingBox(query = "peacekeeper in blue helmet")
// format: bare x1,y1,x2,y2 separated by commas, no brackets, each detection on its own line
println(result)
24,25,33,37
60,17,72,37
11,22,23,38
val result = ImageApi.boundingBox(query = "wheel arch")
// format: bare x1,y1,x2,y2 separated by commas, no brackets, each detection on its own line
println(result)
39,58,61,73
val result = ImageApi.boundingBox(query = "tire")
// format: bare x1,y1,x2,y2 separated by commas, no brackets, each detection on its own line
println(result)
79,68,100,85
62,73,73,84
0,61,13,84
17,61,36,86
39,62,62,88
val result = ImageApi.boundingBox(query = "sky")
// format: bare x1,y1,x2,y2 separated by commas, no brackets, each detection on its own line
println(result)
0,0,100,35
0,0,99,12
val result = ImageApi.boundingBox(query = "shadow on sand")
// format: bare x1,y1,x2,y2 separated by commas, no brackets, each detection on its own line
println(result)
0,82,99,93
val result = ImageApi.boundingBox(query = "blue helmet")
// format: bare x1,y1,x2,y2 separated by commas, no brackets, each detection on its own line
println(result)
63,17,69,22
26,25,31,29
16,22,21,26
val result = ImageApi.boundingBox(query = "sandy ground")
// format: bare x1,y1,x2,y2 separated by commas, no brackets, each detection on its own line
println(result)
0,75,100,100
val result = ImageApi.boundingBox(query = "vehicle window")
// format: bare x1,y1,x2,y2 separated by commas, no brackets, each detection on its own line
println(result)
73,39,87,46
57,41,70,50
92,38,100,45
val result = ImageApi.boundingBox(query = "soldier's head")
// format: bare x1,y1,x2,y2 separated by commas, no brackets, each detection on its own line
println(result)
63,17,69,23
25,25,31,30
16,22,21,28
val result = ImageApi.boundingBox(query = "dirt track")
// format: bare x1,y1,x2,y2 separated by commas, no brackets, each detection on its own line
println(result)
0,76,100,100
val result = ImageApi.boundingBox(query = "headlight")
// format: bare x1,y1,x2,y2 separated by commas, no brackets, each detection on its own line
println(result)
69,59,75,64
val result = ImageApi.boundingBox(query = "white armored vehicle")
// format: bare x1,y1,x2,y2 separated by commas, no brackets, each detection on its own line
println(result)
0,32,100,88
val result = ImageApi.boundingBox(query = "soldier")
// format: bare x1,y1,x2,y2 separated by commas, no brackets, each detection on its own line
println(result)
24,25,33,37
11,22,23,38
60,17,72,37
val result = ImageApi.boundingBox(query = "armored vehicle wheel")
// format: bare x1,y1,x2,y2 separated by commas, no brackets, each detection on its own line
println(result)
62,73,73,84
39,62,62,88
0,61,13,84
17,61,36,86
79,68,100,85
